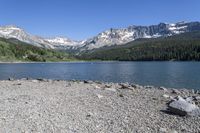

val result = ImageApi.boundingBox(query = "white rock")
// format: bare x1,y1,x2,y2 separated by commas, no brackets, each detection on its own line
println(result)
145,86,154,89
171,89,181,94
131,84,143,89
168,96,200,116
163,94,170,98
95,86,101,89
31,80,38,83
159,87,168,91
169,129,178,133
105,88,117,92
194,96,200,100
96,94,103,99
159,127,167,132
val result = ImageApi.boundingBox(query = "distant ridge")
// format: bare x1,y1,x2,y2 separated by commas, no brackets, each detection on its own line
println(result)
0,21,200,51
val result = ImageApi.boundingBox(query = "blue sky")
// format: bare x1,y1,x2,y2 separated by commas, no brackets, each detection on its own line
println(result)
0,0,199,40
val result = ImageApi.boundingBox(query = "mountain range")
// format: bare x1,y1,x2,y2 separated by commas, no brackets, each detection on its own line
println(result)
0,21,200,51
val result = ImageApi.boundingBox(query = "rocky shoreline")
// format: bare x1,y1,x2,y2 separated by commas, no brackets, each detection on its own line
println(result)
0,79,199,132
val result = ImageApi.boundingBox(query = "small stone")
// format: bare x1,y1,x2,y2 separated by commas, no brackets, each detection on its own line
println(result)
47,79,53,82
105,84,112,88
145,86,154,89
86,114,91,119
159,87,168,91
194,96,200,101
195,90,199,94
86,112,93,118
13,83,22,85
159,128,167,132
181,125,187,132
84,80,93,84
119,83,130,89
191,89,195,94
169,129,178,133
132,84,143,89
21,78,28,80
105,88,117,92
8,78,14,81
163,94,170,99
66,83,71,87
31,80,38,83
131,84,137,88
97,94,103,99
95,86,101,89
37,78,48,82
94,81,102,84
171,89,181,94
119,94,124,97
152,97,157,100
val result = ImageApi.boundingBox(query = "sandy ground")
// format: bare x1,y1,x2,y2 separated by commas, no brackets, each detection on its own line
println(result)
0,79,199,133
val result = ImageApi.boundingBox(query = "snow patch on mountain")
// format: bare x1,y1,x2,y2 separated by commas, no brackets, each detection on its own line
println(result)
0,21,200,51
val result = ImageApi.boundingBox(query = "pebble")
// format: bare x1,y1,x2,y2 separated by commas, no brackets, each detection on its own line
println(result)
105,84,112,88
170,129,178,133
144,86,154,89
105,88,117,92
95,85,101,89
159,86,168,91
8,78,14,81
194,96,200,100
163,94,170,99
119,83,130,89
84,80,93,84
31,80,38,83
159,128,167,132
171,89,181,94
96,94,104,99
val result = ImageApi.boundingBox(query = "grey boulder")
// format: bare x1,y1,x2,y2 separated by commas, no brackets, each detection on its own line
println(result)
168,96,200,116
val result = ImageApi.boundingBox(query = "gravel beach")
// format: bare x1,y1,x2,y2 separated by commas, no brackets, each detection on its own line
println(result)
0,79,199,133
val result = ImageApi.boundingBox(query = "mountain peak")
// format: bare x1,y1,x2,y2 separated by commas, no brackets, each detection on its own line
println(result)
1,25,22,30
0,21,200,51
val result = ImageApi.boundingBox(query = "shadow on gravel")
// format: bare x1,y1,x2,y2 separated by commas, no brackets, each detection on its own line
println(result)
160,110,182,116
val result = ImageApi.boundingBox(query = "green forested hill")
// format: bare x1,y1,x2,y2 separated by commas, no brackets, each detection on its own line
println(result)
1,31,200,62
0,38,75,62
78,32,200,61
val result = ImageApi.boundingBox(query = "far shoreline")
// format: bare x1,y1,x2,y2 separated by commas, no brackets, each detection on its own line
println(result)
0,60,200,64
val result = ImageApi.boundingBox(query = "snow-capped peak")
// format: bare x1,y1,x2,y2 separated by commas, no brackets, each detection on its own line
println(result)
46,37,78,46
1,25,22,30
0,21,200,51
0,25,53,48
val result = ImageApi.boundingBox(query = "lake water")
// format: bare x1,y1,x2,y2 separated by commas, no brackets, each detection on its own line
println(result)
0,62,199,90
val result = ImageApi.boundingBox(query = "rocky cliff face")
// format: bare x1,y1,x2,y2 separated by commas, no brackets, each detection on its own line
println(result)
80,21,200,50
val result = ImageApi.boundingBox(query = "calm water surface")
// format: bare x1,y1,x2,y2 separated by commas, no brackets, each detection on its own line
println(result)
0,62,199,90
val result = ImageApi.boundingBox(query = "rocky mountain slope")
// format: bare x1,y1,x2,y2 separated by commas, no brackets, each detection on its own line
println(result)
0,25,53,49
0,21,200,51
78,31,200,61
